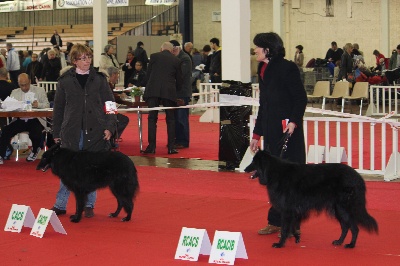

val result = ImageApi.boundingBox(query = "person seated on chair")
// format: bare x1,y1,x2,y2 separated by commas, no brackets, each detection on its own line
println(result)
106,66,129,146
127,61,147,88
0,68,17,127
0,73,50,165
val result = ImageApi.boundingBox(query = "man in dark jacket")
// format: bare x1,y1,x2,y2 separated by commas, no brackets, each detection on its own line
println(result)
50,30,63,47
250,32,307,236
142,42,182,155
209,37,222,83
134,41,149,71
170,40,192,149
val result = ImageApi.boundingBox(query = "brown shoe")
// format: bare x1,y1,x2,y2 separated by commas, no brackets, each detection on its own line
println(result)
278,230,301,238
84,207,94,218
258,224,281,235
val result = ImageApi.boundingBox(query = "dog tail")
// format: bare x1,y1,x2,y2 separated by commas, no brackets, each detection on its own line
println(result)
357,210,379,234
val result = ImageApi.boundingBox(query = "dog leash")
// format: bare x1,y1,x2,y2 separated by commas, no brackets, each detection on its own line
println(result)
249,131,291,179
279,131,291,158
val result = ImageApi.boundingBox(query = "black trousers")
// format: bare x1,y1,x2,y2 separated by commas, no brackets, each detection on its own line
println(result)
146,97,176,149
9,70,20,88
0,118,44,157
116,113,129,138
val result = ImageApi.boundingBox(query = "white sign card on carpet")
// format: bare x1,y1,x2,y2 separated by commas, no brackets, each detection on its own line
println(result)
30,208,67,238
4,204,36,233
208,230,248,265
174,227,211,261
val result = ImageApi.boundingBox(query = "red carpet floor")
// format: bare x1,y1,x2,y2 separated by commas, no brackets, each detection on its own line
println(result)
1,161,400,265
117,113,220,160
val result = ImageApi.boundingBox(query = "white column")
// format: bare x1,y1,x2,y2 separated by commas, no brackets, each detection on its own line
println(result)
381,0,389,57
93,1,108,68
272,0,283,36
221,0,250,82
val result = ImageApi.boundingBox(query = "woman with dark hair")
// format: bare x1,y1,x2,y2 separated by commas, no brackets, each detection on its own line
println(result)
122,51,136,87
294,45,304,68
250,32,307,236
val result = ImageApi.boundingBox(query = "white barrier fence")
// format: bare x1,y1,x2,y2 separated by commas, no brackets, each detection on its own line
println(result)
366,85,400,116
37,81,57,92
196,83,399,180
303,114,399,181
195,83,221,123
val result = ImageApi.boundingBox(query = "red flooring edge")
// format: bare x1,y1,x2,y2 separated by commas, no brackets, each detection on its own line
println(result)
1,163,400,265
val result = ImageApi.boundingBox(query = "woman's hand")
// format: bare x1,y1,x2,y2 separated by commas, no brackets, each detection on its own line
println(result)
104,130,112,140
284,122,296,135
250,139,259,153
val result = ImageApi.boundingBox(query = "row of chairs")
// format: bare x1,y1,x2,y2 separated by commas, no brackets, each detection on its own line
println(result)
307,81,369,115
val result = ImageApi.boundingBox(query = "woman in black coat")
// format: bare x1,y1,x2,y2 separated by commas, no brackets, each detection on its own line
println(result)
26,53,43,84
249,32,308,235
41,49,61,81
121,51,136,87
338,43,354,81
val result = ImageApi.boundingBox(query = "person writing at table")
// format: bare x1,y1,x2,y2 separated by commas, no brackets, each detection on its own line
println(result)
50,43,117,218
0,73,50,165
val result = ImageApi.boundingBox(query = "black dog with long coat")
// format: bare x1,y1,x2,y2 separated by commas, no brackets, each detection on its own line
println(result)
37,144,139,223
245,150,378,248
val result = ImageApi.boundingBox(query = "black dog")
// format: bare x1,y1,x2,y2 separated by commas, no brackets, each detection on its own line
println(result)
37,144,139,223
245,150,378,248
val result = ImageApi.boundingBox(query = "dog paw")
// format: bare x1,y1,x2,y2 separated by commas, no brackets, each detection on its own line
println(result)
272,242,284,248
121,217,131,222
294,235,301,243
108,213,118,218
332,240,343,246
344,243,355,248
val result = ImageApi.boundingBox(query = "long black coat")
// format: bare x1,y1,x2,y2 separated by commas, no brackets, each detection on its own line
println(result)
144,50,182,102
53,67,117,152
253,56,307,163
122,59,137,87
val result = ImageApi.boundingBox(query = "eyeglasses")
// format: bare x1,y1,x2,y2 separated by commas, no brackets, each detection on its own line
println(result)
76,56,92,61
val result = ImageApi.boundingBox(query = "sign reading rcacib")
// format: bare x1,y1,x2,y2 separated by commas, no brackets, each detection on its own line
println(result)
174,227,211,261
30,208,67,238
208,231,248,265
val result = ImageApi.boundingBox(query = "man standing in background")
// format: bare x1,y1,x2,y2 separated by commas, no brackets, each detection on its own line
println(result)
134,42,149,71
142,42,182,155
50,30,63,47
209,38,222,83
170,40,192,149
6,43,20,88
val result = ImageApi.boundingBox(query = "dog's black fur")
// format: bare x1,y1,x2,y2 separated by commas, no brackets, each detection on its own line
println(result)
245,150,378,248
37,144,139,223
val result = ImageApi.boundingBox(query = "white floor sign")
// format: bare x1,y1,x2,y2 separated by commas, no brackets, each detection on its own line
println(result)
174,227,211,261
4,204,36,233
30,208,67,238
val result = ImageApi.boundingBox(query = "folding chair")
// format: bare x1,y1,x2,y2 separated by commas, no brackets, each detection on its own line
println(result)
323,81,350,112
341,82,369,115
307,81,330,109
